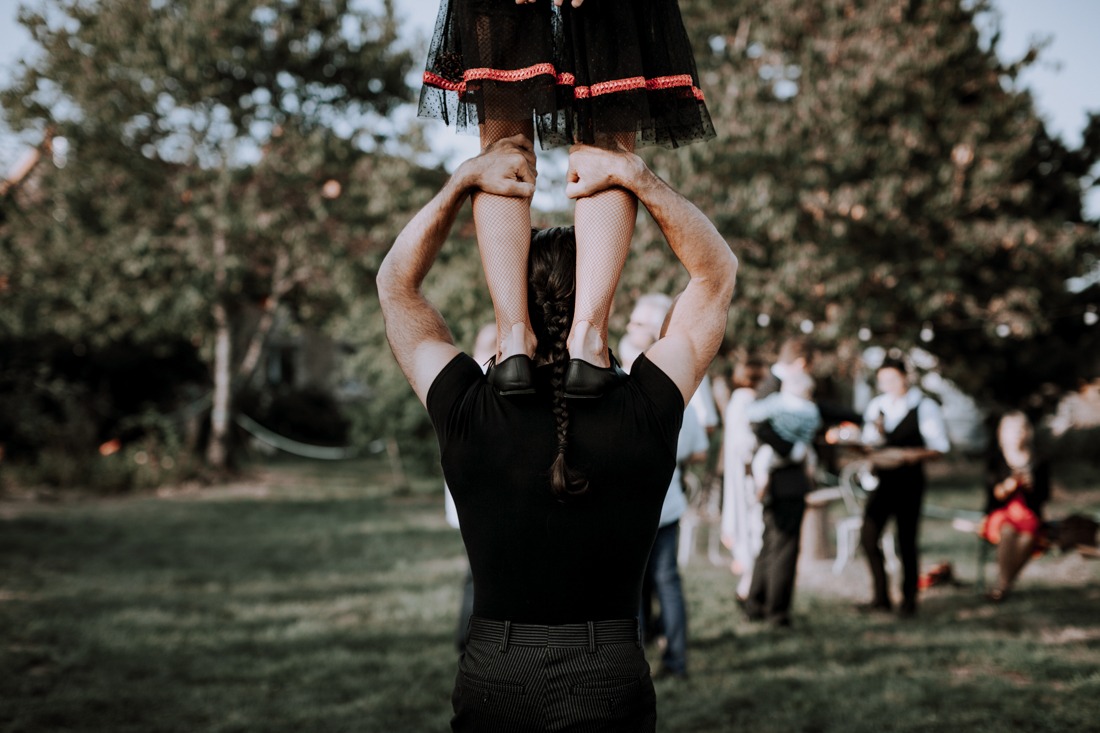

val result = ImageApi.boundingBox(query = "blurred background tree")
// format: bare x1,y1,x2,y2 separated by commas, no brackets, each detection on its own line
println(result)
631,0,1099,410
0,0,444,482
2,0,1098,490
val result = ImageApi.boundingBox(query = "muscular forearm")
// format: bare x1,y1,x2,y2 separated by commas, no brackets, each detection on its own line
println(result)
634,165,737,382
379,137,534,310
567,149,736,293
377,171,473,393
564,145,735,400
625,165,737,293
378,176,469,301
374,133,540,405
377,137,537,401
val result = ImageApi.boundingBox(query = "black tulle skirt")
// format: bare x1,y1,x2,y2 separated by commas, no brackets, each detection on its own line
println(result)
418,0,715,149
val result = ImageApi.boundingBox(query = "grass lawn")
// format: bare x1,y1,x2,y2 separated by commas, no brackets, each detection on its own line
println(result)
2,456,1099,732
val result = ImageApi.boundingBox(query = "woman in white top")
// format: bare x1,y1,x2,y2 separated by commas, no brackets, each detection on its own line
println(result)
721,358,768,601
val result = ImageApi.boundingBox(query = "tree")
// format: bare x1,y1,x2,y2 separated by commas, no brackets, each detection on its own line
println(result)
0,0,432,469
628,0,1099,409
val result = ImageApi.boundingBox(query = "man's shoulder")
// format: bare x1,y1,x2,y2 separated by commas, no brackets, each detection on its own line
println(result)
628,353,686,412
426,353,484,415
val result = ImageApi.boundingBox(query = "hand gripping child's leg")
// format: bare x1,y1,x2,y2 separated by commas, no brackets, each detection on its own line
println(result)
474,119,539,394
565,132,637,397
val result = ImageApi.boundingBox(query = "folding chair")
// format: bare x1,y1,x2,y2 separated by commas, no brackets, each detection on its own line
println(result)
833,460,899,575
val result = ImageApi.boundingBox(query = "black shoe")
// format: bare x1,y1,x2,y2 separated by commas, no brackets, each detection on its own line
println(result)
897,600,917,619
563,353,625,399
487,354,534,395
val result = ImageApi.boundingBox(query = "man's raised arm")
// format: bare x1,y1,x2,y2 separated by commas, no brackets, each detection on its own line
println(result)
566,146,737,404
377,136,536,405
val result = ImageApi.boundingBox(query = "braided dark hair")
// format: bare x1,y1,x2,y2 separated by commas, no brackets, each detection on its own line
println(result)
528,226,588,498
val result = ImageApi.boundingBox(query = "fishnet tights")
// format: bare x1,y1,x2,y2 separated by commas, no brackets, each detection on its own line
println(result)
474,118,536,359
570,132,637,366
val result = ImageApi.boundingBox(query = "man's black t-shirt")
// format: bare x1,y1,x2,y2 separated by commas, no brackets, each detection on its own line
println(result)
427,352,684,625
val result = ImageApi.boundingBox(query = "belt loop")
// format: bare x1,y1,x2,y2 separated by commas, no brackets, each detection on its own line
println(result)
499,620,511,653
587,621,596,653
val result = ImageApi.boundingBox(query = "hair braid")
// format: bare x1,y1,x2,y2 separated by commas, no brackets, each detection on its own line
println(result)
528,227,588,498
546,298,588,498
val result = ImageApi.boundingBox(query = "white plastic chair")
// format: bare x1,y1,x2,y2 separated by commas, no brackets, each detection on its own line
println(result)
677,472,728,568
833,461,900,575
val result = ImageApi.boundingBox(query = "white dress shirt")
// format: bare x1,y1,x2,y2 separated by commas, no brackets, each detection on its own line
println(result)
861,387,950,454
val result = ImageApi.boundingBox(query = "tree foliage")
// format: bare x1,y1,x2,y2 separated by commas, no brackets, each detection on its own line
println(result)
0,0,437,472
4,0,1099,482
631,0,1100,409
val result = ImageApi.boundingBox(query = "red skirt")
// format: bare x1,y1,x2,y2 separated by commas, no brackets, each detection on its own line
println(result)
980,495,1043,544
418,0,715,149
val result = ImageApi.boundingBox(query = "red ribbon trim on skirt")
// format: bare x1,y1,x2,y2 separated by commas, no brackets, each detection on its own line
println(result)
423,66,705,101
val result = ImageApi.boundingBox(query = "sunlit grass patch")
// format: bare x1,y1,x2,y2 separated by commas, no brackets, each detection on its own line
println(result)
2,456,1098,732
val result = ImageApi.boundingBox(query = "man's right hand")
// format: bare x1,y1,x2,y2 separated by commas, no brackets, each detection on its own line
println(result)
459,134,537,199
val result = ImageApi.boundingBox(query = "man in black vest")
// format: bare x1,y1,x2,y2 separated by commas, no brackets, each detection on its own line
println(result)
859,357,950,617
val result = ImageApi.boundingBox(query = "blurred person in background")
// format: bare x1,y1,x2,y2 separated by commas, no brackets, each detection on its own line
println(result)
747,371,821,497
741,370,821,629
621,294,709,681
859,357,949,618
980,410,1050,602
721,357,768,602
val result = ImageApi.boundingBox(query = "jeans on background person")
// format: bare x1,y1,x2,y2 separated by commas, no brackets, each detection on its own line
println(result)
640,521,687,676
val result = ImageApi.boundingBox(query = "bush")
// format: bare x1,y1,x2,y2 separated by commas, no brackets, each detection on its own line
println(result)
0,337,209,492
0,374,100,463
98,410,203,492
2,406,203,494
236,386,351,447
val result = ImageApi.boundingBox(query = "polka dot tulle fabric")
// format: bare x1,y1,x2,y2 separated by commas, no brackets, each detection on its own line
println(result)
418,0,715,150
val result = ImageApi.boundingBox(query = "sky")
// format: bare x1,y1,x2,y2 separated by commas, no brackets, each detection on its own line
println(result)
1,0,1098,213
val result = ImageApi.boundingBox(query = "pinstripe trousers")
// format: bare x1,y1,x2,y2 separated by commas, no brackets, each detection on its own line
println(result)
451,617,657,732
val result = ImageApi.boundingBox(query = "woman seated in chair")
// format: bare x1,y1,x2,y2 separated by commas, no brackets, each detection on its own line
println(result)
980,411,1051,602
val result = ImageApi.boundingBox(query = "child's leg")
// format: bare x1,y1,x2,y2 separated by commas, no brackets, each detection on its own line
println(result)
568,131,637,367
474,118,537,362
999,527,1036,590
994,525,1019,593
1009,530,1037,584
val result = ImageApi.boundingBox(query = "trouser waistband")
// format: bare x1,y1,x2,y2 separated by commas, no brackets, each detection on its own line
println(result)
467,617,640,652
